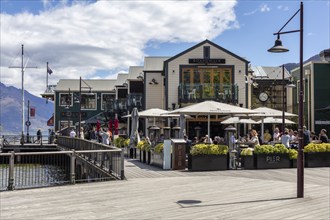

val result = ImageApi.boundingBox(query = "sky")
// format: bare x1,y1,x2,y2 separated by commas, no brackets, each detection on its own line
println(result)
0,0,329,97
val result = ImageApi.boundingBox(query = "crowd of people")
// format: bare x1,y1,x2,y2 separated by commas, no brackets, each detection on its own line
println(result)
182,125,329,151
68,126,113,146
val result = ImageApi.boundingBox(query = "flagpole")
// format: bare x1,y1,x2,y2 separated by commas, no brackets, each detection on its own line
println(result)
46,62,49,91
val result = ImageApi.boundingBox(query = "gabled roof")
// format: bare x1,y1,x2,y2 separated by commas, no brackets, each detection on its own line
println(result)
164,39,249,64
128,66,144,79
115,73,129,86
55,79,116,92
252,66,291,79
144,56,171,71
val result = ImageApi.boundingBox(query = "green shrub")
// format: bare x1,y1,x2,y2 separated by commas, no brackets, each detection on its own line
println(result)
154,143,164,153
254,144,289,154
114,137,125,148
241,148,253,156
124,138,130,147
190,144,228,156
137,140,151,152
304,143,329,153
288,149,298,159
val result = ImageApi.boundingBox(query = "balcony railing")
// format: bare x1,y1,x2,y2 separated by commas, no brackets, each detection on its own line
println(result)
178,83,238,104
127,93,143,111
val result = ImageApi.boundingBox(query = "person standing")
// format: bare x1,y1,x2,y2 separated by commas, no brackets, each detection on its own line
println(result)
80,127,85,139
303,126,311,147
281,131,290,148
70,129,76,138
273,128,280,142
248,129,260,148
36,129,42,143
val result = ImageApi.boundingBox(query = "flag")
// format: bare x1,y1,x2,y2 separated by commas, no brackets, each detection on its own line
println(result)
30,107,36,118
47,66,53,75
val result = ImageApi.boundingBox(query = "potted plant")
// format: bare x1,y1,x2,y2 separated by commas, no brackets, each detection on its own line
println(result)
151,143,164,168
188,144,229,171
304,143,330,167
240,148,254,169
288,149,298,168
114,137,125,148
142,141,152,164
253,144,291,169
136,140,144,161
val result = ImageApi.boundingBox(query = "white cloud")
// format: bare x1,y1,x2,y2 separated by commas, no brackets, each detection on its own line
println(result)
277,5,289,11
244,3,270,16
260,4,270,12
0,0,238,96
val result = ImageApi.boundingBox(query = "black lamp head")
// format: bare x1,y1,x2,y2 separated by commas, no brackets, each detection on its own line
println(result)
268,36,289,53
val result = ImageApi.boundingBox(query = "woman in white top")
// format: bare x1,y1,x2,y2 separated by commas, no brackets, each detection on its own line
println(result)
248,129,260,148
273,128,281,142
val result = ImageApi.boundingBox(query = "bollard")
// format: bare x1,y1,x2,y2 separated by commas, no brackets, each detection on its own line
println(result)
7,151,15,190
70,150,76,184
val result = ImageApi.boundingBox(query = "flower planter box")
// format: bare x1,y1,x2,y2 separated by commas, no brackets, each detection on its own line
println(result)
291,159,297,168
136,149,141,161
142,150,146,163
188,154,228,171
305,152,330,167
241,156,255,169
127,147,135,159
254,154,291,169
151,152,164,168
146,151,151,164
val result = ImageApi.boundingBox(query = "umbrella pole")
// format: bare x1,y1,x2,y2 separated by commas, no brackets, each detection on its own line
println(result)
127,111,130,136
261,118,264,143
208,115,210,143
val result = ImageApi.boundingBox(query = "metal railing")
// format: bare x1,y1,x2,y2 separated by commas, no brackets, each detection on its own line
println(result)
178,83,239,104
1,134,54,146
0,137,125,191
57,136,124,181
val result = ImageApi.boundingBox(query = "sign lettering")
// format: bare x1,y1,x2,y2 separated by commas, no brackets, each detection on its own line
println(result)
188,58,226,64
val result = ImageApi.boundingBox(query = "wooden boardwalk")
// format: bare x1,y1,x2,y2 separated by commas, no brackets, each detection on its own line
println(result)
1,158,329,220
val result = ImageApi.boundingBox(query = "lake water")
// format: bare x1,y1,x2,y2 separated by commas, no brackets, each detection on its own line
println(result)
0,164,69,191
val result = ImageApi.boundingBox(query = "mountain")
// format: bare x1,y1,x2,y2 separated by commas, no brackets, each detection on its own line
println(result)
284,54,321,72
0,82,54,135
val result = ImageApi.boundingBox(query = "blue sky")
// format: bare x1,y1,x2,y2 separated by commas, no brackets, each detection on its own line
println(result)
1,0,329,96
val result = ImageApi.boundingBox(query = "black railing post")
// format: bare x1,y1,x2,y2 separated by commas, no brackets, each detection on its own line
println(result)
70,150,76,184
7,151,15,190
120,148,125,180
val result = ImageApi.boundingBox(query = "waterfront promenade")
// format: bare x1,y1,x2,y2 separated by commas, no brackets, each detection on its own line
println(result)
1,158,329,220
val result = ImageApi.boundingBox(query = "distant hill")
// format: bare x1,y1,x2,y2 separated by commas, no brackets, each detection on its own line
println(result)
0,82,54,135
284,54,321,72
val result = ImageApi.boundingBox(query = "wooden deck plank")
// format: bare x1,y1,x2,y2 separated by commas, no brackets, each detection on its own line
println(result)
0,158,329,220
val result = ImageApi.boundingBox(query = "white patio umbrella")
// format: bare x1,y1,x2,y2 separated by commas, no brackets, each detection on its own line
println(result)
250,107,297,142
257,117,296,124
169,101,258,142
129,107,140,148
222,117,259,124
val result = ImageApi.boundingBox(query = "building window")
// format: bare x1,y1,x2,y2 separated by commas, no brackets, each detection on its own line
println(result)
81,94,96,110
181,67,233,99
59,93,72,106
203,46,210,59
102,93,115,111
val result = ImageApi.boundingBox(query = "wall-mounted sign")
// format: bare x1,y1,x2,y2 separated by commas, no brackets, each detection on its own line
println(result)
188,58,226,64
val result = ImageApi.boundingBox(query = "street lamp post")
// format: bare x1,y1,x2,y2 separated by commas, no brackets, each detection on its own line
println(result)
78,76,93,139
282,65,286,134
268,2,304,198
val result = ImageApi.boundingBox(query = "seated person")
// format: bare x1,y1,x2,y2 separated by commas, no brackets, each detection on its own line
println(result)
263,129,272,143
